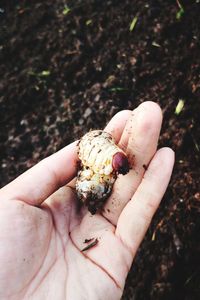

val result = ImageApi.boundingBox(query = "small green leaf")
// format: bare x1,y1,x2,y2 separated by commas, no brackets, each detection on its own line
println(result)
152,41,161,48
176,4,184,20
28,70,51,78
40,70,51,77
175,99,184,115
86,19,92,26
63,5,70,15
109,87,128,92
129,16,138,32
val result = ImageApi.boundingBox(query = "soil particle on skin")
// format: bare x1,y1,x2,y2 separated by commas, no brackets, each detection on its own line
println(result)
1,0,200,299
84,238,94,243
81,238,98,252
143,164,148,171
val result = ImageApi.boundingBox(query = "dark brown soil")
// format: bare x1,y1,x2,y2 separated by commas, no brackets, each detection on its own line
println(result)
1,1,200,299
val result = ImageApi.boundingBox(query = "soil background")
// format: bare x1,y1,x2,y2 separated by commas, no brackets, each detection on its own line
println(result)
1,0,200,299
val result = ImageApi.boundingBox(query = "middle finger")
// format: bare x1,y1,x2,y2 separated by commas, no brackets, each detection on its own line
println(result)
102,101,163,225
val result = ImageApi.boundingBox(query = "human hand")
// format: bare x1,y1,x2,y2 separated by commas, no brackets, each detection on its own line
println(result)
0,102,174,300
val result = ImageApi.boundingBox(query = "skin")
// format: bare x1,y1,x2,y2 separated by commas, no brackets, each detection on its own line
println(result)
0,102,174,300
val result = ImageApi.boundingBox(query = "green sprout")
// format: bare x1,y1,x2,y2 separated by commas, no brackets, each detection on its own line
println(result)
86,19,92,26
129,16,138,32
40,70,51,77
176,0,184,20
63,5,70,15
175,99,184,115
109,87,128,92
152,41,161,48
28,70,51,78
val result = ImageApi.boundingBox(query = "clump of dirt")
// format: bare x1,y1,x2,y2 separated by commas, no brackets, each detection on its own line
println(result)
1,0,200,299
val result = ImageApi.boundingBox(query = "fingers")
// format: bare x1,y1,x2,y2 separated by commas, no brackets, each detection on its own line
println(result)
115,147,175,256
0,142,78,206
0,110,131,207
104,110,132,143
103,101,163,224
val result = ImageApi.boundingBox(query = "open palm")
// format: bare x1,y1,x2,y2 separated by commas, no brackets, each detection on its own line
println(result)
0,102,174,300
